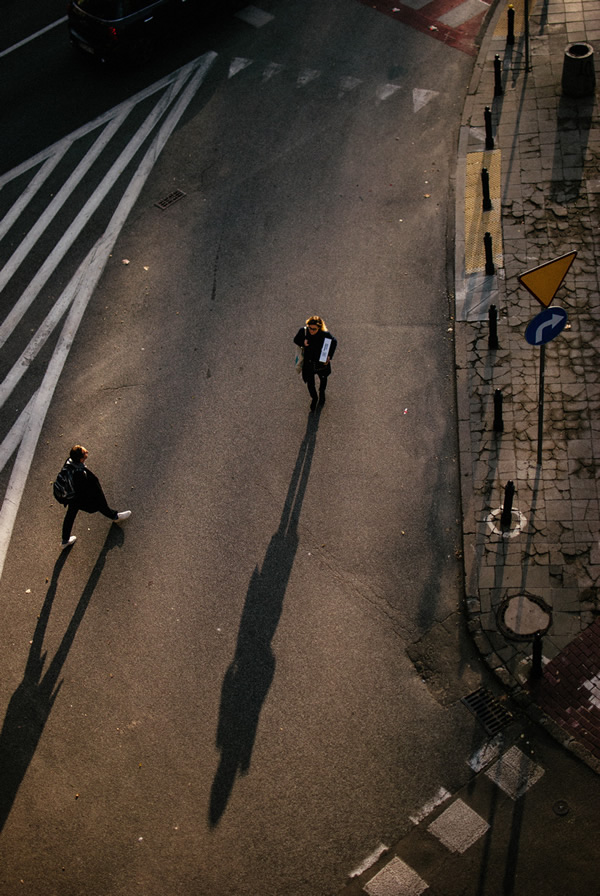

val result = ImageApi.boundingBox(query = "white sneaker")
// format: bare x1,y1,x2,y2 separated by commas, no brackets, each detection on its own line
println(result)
61,536,76,549
115,510,131,522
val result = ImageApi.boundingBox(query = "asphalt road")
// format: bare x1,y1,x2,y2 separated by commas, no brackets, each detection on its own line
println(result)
0,2,517,894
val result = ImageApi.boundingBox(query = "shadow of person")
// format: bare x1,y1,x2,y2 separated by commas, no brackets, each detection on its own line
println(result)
209,413,320,827
0,525,124,832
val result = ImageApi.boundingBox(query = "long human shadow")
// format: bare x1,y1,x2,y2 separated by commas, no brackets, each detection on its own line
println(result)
0,526,124,832
209,412,320,827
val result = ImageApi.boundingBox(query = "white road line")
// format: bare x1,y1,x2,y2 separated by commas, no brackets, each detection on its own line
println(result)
0,141,71,242
0,58,195,351
0,51,218,581
0,107,131,294
0,17,68,60
0,394,37,474
0,65,197,190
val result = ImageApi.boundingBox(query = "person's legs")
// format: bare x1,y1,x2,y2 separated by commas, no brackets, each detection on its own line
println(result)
96,491,118,520
62,503,79,543
318,372,328,404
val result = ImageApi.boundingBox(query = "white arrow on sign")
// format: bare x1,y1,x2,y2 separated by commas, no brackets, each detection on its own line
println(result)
525,307,568,346
535,312,564,341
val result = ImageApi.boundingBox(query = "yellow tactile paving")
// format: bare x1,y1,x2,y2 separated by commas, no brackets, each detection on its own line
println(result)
493,0,540,38
465,150,503,274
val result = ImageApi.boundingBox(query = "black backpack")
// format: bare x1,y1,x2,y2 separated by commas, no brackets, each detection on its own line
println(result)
53,461,76,505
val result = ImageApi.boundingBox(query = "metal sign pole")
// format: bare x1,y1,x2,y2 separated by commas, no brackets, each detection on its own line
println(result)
537,343,545,465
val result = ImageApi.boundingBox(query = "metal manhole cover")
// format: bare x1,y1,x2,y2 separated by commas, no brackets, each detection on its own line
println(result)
461,687,512,736
155,189,186,210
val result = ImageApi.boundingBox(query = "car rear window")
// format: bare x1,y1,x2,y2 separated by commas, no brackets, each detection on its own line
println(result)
72,0,160,18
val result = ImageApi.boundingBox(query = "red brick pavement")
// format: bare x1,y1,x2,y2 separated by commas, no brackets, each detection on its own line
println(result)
529,618,600,762
358,0,491,56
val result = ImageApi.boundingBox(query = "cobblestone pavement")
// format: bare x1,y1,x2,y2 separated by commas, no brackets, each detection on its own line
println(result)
455,0,600,769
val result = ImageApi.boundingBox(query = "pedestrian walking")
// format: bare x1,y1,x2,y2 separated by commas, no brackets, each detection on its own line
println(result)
59,445,131,549
293,315,338,411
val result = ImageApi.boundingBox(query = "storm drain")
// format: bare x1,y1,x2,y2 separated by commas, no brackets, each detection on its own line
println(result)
461,687,512,736
154,189,186,210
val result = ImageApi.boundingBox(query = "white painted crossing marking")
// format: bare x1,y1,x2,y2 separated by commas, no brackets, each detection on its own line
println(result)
0,52,218,581
235,5,274,27
413,88,439,113
484,745,544,799
376,83,402,102
439,0,489,27
229,57,253,78
409,786,451,824
0,17,67,59
0,142,71,242
339,76,362,96
349,843,389,878
364,857,428,896
428,799,489,853
0,58,199,352
0,107,131,296
296,69,320,88
262,62,284,82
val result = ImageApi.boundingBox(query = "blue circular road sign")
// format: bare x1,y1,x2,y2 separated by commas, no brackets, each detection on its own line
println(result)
525,307,568,346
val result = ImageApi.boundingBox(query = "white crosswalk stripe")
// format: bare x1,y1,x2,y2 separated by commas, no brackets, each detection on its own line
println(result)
0,31,441,582
0,51,217,579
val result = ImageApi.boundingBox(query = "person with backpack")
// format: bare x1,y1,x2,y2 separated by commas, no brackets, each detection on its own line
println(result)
57,445,131,549
293,315,338,411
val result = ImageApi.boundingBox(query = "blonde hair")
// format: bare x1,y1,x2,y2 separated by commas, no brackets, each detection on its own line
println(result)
305,315,327,331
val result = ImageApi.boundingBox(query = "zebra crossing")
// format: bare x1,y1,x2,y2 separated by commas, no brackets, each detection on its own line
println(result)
347,741,546,894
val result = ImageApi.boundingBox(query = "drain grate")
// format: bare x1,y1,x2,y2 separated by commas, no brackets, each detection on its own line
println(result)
154,189,186,210
461,687,512,736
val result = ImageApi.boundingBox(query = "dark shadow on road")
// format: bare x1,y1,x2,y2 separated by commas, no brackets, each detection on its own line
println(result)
0,525,124,832
209,412,320,827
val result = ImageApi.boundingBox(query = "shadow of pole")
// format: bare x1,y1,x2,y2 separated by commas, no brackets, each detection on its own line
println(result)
208,412,320,827
0,525,124,832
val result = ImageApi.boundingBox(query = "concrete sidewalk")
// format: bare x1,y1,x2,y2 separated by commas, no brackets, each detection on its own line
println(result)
456,0,600,770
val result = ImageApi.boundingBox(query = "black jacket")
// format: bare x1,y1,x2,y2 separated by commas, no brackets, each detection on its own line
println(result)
293,327,337,369
67,460,105,513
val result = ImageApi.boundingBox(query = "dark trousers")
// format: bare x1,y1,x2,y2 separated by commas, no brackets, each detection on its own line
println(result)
303,364,330,400
62,496,117,542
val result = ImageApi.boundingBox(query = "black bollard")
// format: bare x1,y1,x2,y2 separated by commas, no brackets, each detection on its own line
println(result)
493,389,503,431
488,304,499,349
481,167,492,211
484,232,495,275
484,106,494,149
494,55,503,97
507,4,515,45
531,631,543,680
500,480,515,530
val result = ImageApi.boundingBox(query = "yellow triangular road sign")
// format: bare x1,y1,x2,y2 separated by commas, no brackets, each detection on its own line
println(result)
518,251,577,307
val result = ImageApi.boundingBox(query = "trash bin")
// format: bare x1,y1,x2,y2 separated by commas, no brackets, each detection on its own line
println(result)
561,42,596,97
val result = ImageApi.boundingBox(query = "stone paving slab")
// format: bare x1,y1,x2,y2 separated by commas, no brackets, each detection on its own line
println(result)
456,0,600,771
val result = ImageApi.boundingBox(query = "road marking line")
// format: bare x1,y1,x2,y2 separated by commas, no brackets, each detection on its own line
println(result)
0,107,131,295
0,142,71,242
376,83,402,101
409,786,451,824
0,65,198,188
0,17,67,60
439,0,490,28
0,51,218,582
413,88,439,112
229,57,253,77
0,394,37,474
0,59,196,351
235,6,274,27
349,843,389,878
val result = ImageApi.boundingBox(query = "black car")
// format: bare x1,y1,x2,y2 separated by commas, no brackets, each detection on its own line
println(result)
68,0,219,63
